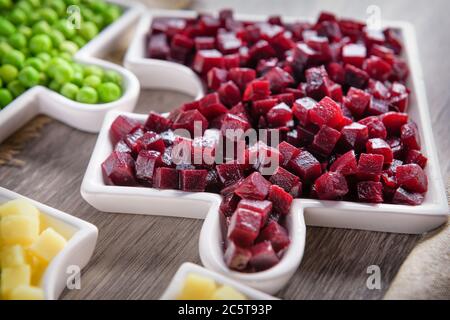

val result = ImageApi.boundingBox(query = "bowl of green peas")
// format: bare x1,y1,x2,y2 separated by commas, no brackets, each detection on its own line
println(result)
0,0,143,142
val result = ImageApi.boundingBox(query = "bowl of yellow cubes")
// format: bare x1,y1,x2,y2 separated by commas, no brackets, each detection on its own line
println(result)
160,263,278,300
0,187,98,300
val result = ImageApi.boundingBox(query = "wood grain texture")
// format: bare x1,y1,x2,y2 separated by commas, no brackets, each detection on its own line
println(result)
0,0,448,300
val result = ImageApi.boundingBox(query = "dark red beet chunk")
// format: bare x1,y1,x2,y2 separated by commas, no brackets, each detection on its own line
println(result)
401,122,421,150
198,92,228,120
145,112,172,133
357,181,383,203
266,103,293,127
179,169,208,192
263,67,294,93
344,64,369,89
216,163,244,187
392,187,424,206
237,199,272,227
224,242,252,271
249,241,280,271
193,49,224,74
330,150,358,175
135,150,162,185
292,97,316,126
358,116,387,139
268,184,293,215
380,112,408,135
218,81,241,107
309,96,343,129
138,131,166,154
357,153,384,181
405,149,427,168
342,43,366,68
363,55,392,81
366,138,393,164
243,80,271,102
207,67,228,90
339,123,369,151
269,166,302,197
102,152,136,186
172,109,209,136
289,150,322,182
311,125,341,157
277,141,300,167
114,140,132,153
258,220,290,252
110,116,142,146
344,87,371,118
124,127,145,155
234,172,272,200
228,67,256,92
227,208,262,247
153,167,179,189
314,172,348,200
396,164,428,193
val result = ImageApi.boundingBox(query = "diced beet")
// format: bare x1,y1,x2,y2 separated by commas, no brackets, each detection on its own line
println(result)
258,220,290,252
234,172,272,200
344,64,369,89
292,43,321,72
358,116,387,139
363,28,385,47
252,98,278,117
144,111,172,133
110,115,142,146
172,109,209,136
344,87,371,118
401,122,420,150
228,208,262,247
217,32,242,54
289,150,322,182
218,81,241,107
249,241,280,271
380,112,408,135
396,164,428,193
266,102,293,127
330,150,358,176
247,142,284,174
114,140,131,153
363,55,392,81
193,49,224,74
342,43,366,68
102,152,136,186
357,153,384,181
220,193,241,217
216,162,244,187
228,67,256,92
148,33,169,59
199,15,221,36
198,92,228,120
224,53,240,69
263,67,294,93
194,36,215,50
311,125,341,157
367,79,389,100
309,96,343,129
305,35,332,63
135,150,162,185
304,66,328,100
224,242,252,271
278,141,300,167
405,149,427,169
207,67,228,90
153,167,179,189
243,80,271,101
366,97,389,116
179,169,208,191
339,123,369,151
269,166,302,197
220,113,251,135
392,187,424,206
389,82,409,112
138,131,166,154
228,102,249,121
313,172,348,200
272,93,295,106
248,39,276,63
292,97,316,126
124,127,145,155
268,184,293,215
357,181,383,203
387,137,405,160
366,138,393,164
237,199,272,227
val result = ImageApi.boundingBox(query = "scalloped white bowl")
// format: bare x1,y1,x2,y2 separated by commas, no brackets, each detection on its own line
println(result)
0,187,98,300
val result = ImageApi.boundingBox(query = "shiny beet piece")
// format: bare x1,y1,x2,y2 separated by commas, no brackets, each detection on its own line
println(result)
227,208,262,247
367,79,390,100
304,66,329,100
153,167,179,189
198,92,228,120
258,220,290,252
224,242,252,271
358,116,387,139
392,187,424,206
366,97,389,116
309,96,343,129
193,49,224,74
268,184,293,215
138,131,166,154
220,114,251,135
110,115,142,145
243,80,271,101
228,68,256,92
252,98,278,118
218,81,241,107
342,43,367,68
194,36,215,50
344,87,371,118
313,172,348,200
135,150,162,185
292,43,322,72
269,166,302,197
387,137,405,159
380,112,408,135
289,150,322,182
273,92,295,106
124,128,145,155
357,181,383,203
220,193,240,217
207,68,228,90
172,109,209,136
114,140,132,153
363,55,392,81
266,102,293,127
234,172,272,200
102,152,136,186
179,169,208,192
311,125,341,157
278,141,300,167
148,33,169,59
216,163,244,187
344,64,369,89
389,82,409,112
396,164,428,193
357,153,384,181
366,138,393,164
237,199,272,227
292,97,316,126
217,32,242,54
405,149,427,169
330,150,358,176
401,122,421,150
249,241,280,271
339,123,369,151
263,67,294,93
145,111,172,133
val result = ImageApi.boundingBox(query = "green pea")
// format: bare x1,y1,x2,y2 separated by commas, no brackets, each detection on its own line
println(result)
16,1,32,14
27,0,41,8
36,52,51,63
59,40,79,55
46,0,65,16
63,0,80,6
9,8,28,25
7,80,26,98
54,63,74,84
80,6,95,22
97,82,121,103
39,72,48,86
0,42,13,56
83,65,103,78
83,75,101,88
89,0,107,13
18,66,40,88
92,15,105,30
3,50,25,69
0,77,2,88
32,21,52,36
29,34,53,55
103,5,121,25
60,82,79,100
24,57,45,71
0,88,13,108
103,70,122,86
46,57,68,78
76,86,98,103
38,8,58,24
55,19,76,39
71,71,84,86
0,64,18,83
48,29,66,48
71,36,87,49
48,79,61,91
0,0,12,9
79,21,99,41
59,52,73,62
0,17,16,37
18,26,33,39
8,34,27,50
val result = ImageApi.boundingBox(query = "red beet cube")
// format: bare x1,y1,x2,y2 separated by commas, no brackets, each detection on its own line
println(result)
311,125,341,157
344,87,371,118
247,142,284,174
102,152,136,186
309,96,343,129
206,67,228,91
114,140,132,153
194,36,215,50
172,109,209,136
138,131,166,154
110,115,142,146
217,32,242,54
313,172,348,200
228,67,256,92
269,166,302,197
339,123,369,151
272,92,295,106
401,122,420,150
357,153,384,181
366,138,393,164
179,169,208,192
249,241,280,271
224,242,252,271
344,64,369,89
342,43,367,68
304,65,329,100
243,80,271,102
380,112,409,135
135,150,162,185
216,163,244,187
263,67,294,93
266,102,293,127
357,181,383,203
148,33,169,59
292,97,316,126
218,81,241,107
330,150,358,176
198,92,228,120
193,49,224,74
124,127,145,155
258,220,290,252
278,141,300,167
392,187,424,206
153,167,179,189
220,114,251,135
289,150,322,182
367,79,390,100
268,184,293,215
292,43,322,72
252,98,278,117
228,208,262,247
389,82,410,112
358,116,387,139
396,164,428,193
405,149,427,169
144,111,172,133
220,193,241,217
237,199,272,227
234,172,272,200
363,55,392,81
224,53,240,69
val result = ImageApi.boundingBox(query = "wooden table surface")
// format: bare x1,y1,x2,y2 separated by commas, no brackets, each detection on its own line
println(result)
0,0,449,300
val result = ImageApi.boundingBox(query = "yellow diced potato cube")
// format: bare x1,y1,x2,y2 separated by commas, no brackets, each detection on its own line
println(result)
177,273,217,300
26,252,48,286
1,265,31,298
28,228,67,263
1,215,39,246
9,285,44,300
211,285,247,300
0,199,40,219
1,245,27,268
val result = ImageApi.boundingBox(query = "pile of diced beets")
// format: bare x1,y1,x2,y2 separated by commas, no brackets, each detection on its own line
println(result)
102,10,429,272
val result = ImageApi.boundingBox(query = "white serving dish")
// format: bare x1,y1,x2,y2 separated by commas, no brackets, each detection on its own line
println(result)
160,262,278,300
0,0,144,143
0,187,98,300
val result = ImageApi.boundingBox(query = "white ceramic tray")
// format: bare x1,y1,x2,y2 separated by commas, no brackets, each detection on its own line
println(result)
0,187,98,300
160,262,278,300
0,0,143,144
